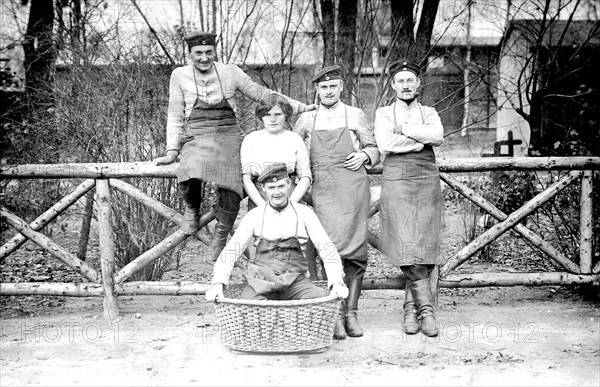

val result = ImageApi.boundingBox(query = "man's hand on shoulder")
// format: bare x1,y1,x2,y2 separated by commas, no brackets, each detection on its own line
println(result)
153,150,179,165
205,283,224,301
301,104,318,112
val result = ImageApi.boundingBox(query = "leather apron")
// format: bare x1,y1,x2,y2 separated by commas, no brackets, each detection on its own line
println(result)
379,102,442,266
244,204,307,295
177,66,244,199
309,106,370,262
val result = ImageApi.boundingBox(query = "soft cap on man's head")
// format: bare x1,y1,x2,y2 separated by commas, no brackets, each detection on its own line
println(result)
389,59,421,77
312,65,342,83
257,162,289,184
185,31,217,48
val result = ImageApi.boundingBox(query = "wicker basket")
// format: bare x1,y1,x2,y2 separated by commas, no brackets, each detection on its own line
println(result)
214,294,341,353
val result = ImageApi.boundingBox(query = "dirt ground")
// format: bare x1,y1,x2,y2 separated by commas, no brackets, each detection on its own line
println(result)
1,190,599,386
2,256,599,386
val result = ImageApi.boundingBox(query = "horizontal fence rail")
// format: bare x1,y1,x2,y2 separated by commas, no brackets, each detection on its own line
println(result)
1,157,598,320
1,157,599,179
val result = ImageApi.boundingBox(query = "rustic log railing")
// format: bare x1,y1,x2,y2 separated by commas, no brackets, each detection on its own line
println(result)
1,157,598,320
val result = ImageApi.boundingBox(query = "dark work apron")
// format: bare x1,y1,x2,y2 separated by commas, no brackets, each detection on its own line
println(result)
244,204,307,295
379,102,442,266
177,66,244,198
309,106,370,262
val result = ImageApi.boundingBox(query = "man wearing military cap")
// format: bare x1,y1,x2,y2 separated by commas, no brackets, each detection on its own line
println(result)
153,31,316,263
294,64,380,339
374,59,444,337
205,162,349,302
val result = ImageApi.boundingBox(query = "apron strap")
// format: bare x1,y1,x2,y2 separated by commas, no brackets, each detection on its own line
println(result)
393,101,426,126
344,105,348,128
191,65,227,104
259,203,299,239
311,103,349,131
213,65,226,101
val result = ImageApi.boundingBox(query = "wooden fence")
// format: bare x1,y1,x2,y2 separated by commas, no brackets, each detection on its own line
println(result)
1,157,598,320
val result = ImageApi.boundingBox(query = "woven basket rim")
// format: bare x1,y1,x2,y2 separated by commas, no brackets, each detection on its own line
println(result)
214,293,339,306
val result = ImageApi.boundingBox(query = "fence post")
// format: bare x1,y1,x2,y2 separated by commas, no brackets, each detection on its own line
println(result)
96,179,120,320
579,170,593,274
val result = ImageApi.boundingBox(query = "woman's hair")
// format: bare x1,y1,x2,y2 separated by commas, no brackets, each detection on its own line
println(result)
255,94,293,122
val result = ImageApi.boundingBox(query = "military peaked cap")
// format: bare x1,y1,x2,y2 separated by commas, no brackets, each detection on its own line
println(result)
185,31,217,48
312,65,342,83
257,163,289,184
389,59,421,77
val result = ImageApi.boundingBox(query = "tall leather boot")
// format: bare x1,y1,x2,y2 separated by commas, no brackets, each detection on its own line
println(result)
410,279,439,337
333,299,347,340
181,191,200,235
403,280,420,334
345,274,364,337
207,206,238,262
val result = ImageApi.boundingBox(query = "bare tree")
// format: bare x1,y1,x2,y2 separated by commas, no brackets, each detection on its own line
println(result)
22,0,55,100
337,0,359,100
318,0,336,66
499,0,600,156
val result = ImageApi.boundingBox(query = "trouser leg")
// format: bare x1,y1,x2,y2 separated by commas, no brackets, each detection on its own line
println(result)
179,179,203,234
207,188,241,262
284,276,327,300
239,285,269,300
344,259,367,337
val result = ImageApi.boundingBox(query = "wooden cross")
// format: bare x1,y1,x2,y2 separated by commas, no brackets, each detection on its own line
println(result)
482,130,523,157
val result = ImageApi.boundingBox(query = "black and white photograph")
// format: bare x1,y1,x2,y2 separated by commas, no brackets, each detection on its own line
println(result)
1,0,598,385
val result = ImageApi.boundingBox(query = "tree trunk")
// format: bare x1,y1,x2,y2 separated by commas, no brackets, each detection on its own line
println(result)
389,0,439,65
414,0,440,65
23,0,55,100
389,0,414,61
319,0,335,66
337,0,358,101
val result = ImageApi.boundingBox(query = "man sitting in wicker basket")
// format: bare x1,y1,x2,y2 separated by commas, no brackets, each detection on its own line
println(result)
205,163,349,301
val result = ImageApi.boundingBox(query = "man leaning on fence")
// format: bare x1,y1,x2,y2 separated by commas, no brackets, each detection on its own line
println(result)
205,163,349,302
153,31,315,262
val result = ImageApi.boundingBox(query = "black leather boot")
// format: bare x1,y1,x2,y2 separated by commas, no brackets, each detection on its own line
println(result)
410,279,438,337
207,206,238,262
333,299,347,340
181,189,200,235
403,280,420,334
345,275,364,337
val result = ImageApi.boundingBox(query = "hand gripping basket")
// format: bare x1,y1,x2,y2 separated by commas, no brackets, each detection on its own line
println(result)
214,294,341,352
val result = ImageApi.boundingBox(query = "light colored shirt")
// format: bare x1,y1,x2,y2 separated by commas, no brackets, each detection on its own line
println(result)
212,202,344,288
293,101,380,167
166,62,307,150
240,129,312,181
374,99,444,154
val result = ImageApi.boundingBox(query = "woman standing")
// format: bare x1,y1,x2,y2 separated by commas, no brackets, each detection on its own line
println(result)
241,95,312,208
